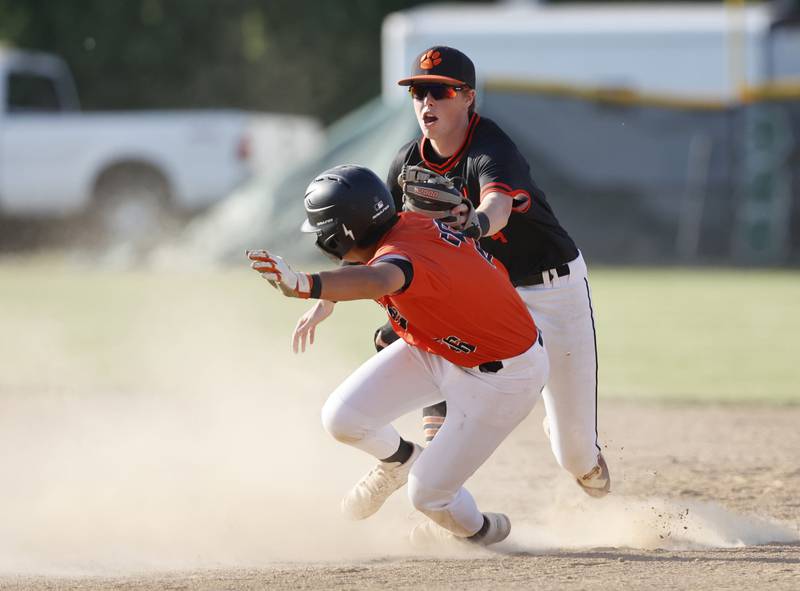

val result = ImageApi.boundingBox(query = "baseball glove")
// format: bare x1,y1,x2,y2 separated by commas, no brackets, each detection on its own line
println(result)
398,165,482,238
398,165,462,220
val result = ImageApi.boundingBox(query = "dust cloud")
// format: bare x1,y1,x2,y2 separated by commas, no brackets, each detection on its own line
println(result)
0,281,796,576
510,495,798,553
0,348,422,575
2,373,795,575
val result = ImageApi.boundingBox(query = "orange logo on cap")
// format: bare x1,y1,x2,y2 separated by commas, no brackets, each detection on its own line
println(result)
420,50,442,70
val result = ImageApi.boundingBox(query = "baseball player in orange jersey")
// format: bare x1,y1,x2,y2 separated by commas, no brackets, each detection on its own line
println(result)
294,46,610,500
249,164,548,546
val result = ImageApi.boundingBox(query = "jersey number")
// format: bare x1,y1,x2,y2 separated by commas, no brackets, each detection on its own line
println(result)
387,305,408,330
436,335,477,354
434,220,495,266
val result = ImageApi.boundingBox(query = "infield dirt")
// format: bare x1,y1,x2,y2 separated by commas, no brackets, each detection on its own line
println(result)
0,264,797,589
0,398,797,590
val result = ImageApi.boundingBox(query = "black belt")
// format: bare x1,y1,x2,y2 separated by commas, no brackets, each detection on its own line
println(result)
478,332,544,374
512,264,570,288
478,360,503,374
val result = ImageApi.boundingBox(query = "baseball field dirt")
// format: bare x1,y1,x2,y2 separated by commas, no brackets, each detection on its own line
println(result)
0,262,797,589
0,399,797,591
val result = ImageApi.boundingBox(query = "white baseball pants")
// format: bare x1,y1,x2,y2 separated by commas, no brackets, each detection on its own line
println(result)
321,337,548,537
517,252,602,479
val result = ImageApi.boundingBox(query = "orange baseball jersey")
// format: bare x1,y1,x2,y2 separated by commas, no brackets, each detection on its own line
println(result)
370,212,537,366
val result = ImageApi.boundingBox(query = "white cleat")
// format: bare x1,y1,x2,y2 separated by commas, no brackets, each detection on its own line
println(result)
577,453,611,498
410,512,511,549
341,443,423,520
542,415,611,498
542,415,611,499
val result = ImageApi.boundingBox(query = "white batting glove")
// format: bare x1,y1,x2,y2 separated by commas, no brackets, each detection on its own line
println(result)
247,249,314,299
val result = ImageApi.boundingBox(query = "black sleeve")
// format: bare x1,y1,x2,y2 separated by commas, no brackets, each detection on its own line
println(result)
476,141,538,211
381,257,414,294
386,141,416,211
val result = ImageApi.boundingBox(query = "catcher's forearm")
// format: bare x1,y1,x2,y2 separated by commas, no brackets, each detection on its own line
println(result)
315,263,405,301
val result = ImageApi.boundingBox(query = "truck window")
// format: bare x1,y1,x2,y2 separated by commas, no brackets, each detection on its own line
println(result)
7,72,61,112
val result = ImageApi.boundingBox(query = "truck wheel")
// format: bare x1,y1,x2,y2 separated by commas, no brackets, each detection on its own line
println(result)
90,163,173,250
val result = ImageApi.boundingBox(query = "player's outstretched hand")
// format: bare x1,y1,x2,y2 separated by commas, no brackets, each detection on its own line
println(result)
247,249,314,299
292,300,336,353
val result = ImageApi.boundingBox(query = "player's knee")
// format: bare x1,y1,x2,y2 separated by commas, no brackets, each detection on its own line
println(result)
320,398,363,445
407,473,455,513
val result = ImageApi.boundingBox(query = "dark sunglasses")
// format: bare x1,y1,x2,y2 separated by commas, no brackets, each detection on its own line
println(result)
408,84,463,101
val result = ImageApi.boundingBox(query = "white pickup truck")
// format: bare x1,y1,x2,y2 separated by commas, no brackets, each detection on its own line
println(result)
0,48,321,240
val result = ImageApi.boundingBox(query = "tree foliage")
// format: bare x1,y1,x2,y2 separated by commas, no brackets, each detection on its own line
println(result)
0,0,483,123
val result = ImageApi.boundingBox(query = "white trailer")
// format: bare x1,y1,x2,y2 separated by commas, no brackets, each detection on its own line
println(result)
382,2,800,103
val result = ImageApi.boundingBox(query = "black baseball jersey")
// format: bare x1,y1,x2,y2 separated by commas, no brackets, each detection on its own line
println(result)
386,113,578,285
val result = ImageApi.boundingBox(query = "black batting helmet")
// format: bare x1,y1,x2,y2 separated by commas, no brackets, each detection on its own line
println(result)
301,165,396,259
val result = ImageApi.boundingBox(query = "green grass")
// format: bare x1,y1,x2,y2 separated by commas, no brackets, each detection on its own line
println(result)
0,258,384,397
590,267,800,403
1,259,797,404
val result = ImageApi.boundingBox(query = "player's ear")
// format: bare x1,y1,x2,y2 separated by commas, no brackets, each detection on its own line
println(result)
464,88,476,112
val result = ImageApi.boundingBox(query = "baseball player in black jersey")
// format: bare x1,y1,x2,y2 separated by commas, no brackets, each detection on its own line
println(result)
293,46,609,506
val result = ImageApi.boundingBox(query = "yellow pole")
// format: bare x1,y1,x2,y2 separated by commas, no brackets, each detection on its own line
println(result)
726,0,749,102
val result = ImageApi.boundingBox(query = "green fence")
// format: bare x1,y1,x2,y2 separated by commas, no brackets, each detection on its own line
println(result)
482,81,800,266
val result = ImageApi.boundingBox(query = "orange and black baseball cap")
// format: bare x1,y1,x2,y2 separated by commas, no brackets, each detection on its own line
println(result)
397,46,476,88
